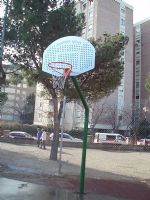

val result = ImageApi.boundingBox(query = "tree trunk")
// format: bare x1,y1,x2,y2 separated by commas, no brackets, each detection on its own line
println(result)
50,96,60,160
0,62,6,85
40,79,64,160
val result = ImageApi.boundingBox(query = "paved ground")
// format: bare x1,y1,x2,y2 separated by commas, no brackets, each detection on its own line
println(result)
1,177,131,200
0,142,150,200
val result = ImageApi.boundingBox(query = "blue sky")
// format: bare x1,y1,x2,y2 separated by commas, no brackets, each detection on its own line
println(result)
124,0,150,23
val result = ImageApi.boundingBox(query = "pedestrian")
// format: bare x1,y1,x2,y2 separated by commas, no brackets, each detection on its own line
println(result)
36,128,42,147
40,129,47,149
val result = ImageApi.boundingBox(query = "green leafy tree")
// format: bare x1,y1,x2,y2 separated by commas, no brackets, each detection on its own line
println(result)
65,34,127,100
0,91,8,115
5,0,128,160
5,0,85,160
138,119,150,139
20,93,35,124
146,73,150,98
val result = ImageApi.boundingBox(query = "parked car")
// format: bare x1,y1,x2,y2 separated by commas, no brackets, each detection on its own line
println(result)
137,138,150,145
8,131,35,140
50,132,82,142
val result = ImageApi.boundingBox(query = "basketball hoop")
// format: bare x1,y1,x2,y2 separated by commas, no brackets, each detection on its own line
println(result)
42,36,95,88
48,62,72,89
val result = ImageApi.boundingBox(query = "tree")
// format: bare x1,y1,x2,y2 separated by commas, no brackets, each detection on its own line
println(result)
138,119,150,138
89,97,108,134
65,34,128,100
146,72,150,99
5,0,128,160
0,91,8,116
5,0,85,160
124,105,150,143
4,96,26,122
20,93,35,124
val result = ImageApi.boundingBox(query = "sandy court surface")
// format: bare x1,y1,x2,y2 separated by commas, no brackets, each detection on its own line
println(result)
0,142,150,182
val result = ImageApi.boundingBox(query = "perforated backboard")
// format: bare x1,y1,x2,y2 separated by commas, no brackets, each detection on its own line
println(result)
42,36,95,76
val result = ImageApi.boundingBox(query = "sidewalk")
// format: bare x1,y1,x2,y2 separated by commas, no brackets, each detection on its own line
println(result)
1,177,129,200
1,173,150,200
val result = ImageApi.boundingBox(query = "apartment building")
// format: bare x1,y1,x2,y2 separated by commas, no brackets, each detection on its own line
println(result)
33,83,54,127
64,0,133,131
134,19,150,122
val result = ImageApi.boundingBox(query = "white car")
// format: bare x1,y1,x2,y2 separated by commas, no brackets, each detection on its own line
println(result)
137,139,150,145
8,131,35,140
50,132,82,142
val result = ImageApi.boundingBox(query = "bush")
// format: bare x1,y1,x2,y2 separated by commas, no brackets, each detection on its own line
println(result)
0,121,46,136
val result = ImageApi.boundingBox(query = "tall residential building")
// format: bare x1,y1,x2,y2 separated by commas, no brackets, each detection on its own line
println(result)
64,0,133,131
134,19,150,121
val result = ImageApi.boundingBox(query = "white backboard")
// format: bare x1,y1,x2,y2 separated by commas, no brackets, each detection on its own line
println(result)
42,36,95,76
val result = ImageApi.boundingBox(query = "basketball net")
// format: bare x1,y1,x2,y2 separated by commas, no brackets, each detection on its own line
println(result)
49,63,72,89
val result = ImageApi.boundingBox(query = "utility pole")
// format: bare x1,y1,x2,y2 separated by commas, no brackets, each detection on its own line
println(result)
0,0,9,86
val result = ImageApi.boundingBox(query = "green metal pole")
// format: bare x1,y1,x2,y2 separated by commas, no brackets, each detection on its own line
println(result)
71,77,89,194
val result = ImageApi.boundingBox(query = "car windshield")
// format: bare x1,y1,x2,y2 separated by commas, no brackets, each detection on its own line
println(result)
118,136,126,141
10,133,25,137
59,134,72,139
106,135,116,140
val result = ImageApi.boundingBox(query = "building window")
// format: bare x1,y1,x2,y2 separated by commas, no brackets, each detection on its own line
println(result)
121,18,125,26
23,83,27,88
136,82,139,88
136,71,139,76
89,0,93,6
121,8,125,14
16,90,20,94
17,83,21,87
120,57,124,63
136,25,141,33
136,96,139,99
136,39,140,43
22,91,26,95
136,60,140,65
5,88,15,93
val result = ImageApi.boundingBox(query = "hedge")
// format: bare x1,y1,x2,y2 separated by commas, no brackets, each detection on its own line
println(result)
0,121,47,136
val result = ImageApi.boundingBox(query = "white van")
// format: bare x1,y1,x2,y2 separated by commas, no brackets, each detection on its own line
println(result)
94,132,126,144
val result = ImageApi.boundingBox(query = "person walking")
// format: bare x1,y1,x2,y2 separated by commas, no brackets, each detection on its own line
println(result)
36,128,42,147
40,129,47,149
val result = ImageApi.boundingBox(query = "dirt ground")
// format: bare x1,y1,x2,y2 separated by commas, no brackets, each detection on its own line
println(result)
0,142,150,200
0,142,150,181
